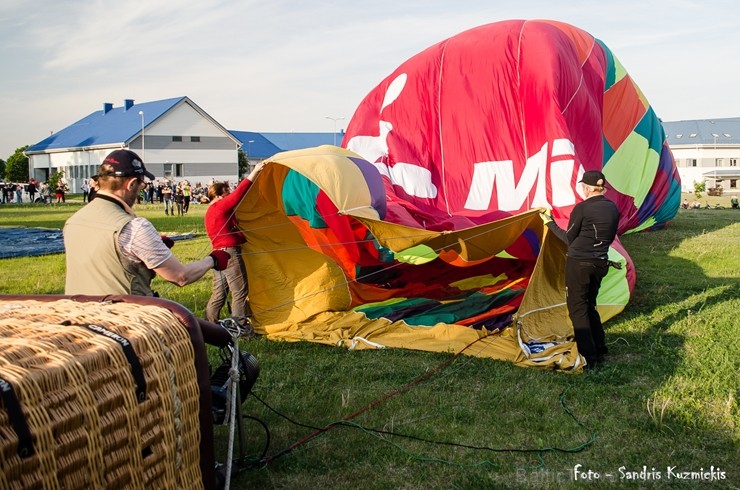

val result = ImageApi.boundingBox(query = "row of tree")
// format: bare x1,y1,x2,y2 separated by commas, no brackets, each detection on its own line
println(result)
1,146,30,182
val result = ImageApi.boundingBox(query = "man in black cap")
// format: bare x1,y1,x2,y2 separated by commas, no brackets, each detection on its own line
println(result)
540,170,620,368
65,151,239,489
64,149,230,296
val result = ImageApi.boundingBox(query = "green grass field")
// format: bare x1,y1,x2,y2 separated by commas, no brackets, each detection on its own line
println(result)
0,194,737,489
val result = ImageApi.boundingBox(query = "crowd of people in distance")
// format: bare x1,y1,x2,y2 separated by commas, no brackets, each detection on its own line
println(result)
137,179,212,214
0,176,217,208
681,196,739,209
0,179,69,204
1,179,38,203
681,198,703,209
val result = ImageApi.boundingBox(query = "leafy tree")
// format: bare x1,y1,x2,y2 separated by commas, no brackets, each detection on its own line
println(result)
0,158,5,178
5,146,29,182
49,169,65,192
238,149,249,178
693,180,705,198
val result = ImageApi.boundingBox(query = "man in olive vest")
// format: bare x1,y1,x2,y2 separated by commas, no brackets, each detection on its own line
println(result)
64,149,230,296
65,150,238,490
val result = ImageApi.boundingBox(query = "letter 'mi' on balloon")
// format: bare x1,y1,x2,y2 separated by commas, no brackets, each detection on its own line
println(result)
236,20,680,370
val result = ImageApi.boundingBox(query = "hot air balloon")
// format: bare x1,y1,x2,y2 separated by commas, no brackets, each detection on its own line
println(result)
236,20,680,370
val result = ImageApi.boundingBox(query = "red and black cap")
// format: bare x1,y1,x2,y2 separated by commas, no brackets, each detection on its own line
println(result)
101,150,154,180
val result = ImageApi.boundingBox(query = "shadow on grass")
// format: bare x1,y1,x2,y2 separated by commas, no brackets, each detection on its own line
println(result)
565,210,739,482
206,211,739,488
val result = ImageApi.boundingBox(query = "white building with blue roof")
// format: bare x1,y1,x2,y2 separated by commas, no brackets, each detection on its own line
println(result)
663,118,740,195
25,97,344,193
25,97,242,192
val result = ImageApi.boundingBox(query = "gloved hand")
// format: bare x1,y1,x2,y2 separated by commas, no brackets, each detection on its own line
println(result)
209,250,231,271
539,208,553,224
160,235,175,249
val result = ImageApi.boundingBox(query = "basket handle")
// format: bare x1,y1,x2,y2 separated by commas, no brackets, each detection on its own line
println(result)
83,324,148,403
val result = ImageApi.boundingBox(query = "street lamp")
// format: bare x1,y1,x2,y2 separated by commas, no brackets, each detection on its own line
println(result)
247,140,255,172
325,116,344,146
138,111,145,161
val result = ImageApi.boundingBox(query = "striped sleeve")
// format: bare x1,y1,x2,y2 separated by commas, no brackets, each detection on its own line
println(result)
119,218,173,269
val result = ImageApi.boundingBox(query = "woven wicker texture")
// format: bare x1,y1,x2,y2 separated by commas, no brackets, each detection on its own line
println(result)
0,299,203,490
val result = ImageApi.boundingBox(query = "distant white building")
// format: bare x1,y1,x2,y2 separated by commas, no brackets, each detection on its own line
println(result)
663,118,740,195
25,97,343,194
25,97,242,192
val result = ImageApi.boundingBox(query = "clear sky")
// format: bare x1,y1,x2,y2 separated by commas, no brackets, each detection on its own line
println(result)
2,0,739,159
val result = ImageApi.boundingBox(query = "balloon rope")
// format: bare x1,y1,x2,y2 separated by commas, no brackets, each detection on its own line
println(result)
261,334,489,463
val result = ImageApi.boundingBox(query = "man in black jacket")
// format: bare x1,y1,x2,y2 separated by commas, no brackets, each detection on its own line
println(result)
541,170,620,368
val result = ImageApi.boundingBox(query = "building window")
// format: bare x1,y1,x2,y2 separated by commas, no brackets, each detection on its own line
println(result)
163,163,173,177
730,179,737,189
716,158,724,167
688,159,697,167
175,163,183,177
730,159,737,167
172,136,182,142
190,136,200,143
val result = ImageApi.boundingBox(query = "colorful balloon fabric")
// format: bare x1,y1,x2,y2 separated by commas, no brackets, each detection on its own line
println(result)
237,20,680,370
345,19,680,235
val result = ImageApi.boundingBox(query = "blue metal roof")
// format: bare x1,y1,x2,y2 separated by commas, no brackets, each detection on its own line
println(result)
27,94,344,159
663,117,740,145
229,131,282,159
230,131,345,159
26,97,187,153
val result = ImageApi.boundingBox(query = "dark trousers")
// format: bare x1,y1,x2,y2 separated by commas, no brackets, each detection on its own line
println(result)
565,257,609,362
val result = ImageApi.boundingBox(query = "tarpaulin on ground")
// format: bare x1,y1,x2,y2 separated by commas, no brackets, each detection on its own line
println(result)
0,228,196,259
0,228,65,258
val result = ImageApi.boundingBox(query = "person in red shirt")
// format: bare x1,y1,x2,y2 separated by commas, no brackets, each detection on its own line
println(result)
204,162,265,324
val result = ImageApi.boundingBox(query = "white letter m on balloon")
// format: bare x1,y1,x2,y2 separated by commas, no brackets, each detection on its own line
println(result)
464,139,584,212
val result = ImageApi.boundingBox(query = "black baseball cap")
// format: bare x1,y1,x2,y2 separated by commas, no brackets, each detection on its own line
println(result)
101,149,154,180
579,170,606,187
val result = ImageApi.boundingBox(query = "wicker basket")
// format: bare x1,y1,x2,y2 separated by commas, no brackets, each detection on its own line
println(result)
0,298,204,490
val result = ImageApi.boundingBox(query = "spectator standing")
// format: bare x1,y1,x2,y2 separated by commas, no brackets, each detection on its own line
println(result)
27,180,37,203
81,179,91,203
55,180,66,203
15,184,23,203
174,183,185,216
140,181,149,204
162,181,174,215
39,182,51,203
182,180,191,213
88,176,99,202
147,182,155,204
